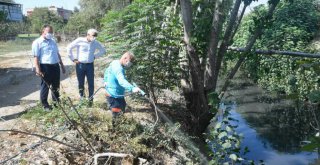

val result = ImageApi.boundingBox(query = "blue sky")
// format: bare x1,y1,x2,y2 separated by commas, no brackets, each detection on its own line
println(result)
14,0,80,14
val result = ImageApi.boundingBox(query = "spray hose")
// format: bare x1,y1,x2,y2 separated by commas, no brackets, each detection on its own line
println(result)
105,83,159,127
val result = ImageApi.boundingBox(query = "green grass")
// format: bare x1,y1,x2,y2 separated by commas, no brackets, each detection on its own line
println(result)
17,33,39,38
0,39,32,56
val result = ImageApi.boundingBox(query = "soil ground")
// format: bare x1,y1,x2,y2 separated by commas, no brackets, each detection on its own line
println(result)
0,43,110,164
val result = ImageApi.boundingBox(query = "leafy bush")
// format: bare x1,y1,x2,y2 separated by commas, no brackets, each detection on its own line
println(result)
207,107,252,165
100,0,182,101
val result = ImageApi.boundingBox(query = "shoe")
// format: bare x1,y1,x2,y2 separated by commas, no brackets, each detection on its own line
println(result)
43,106,53,112
52,102,59,109
88,101,93,107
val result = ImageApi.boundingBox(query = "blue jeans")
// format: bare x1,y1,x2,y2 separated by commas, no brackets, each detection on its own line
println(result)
40,63,60,108
76,63,94,101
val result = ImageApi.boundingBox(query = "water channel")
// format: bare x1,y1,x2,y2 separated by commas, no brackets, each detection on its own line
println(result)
216,80,320,165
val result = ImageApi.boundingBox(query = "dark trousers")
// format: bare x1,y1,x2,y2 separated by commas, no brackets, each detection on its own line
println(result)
40,64,60,108
107,96,127,116
76,63,94,101
107,96,126,126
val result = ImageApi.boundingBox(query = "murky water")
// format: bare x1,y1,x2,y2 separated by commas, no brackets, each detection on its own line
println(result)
219,102,319,165
214,77,320,165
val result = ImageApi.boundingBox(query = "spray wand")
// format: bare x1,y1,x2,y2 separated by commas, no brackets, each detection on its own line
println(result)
132,82,159,127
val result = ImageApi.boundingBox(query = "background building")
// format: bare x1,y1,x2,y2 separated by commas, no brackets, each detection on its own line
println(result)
26,6,72,20
0,1,23,21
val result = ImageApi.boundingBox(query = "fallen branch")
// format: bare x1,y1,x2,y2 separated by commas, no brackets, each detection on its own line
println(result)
0,129,89,154
228,47,320,58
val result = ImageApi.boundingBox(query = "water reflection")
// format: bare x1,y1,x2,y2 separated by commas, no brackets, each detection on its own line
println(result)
219,103,319,165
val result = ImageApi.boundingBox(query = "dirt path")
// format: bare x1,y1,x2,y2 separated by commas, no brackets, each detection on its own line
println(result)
0,43,106,129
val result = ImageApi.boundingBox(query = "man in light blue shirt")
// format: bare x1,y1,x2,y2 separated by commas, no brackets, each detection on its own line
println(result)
32,24,65,111
104,52,141,125
67,29,106,105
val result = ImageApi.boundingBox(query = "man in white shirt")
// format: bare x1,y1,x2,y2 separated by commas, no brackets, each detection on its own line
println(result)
67,29,106,105
32,24,66,111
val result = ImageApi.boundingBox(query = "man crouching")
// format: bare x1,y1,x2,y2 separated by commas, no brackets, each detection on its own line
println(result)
103,52,141,126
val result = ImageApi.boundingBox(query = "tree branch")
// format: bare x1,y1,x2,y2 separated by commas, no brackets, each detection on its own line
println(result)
206,0,242,91
228,47,320,58
204,0,228,89
219,1,280,97
0,129,89,154
230,4,247,42
180,0,193,45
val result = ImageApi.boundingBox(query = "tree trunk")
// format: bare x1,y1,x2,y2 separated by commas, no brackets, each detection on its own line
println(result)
208,0,242,92
180,0,213,135
204,0,229,91
230,4,247,42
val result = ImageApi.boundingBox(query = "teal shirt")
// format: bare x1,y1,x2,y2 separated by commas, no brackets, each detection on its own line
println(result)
104,60,134,98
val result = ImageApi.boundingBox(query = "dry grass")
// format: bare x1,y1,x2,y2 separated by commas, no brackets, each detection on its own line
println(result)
0,39,31,56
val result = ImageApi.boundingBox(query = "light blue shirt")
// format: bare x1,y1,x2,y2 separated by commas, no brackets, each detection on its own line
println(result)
104,60,134,98
32,37,60,64
67,37,106,63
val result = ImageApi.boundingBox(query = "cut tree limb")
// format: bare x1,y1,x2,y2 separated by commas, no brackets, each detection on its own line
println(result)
219,1,280,98
228,47,320,58
0,129,89,154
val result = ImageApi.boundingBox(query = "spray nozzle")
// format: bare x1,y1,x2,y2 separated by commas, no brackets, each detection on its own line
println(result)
133,82,146,96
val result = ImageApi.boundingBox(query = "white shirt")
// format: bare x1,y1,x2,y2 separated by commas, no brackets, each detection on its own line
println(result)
67,37,106,63
32,37,60,64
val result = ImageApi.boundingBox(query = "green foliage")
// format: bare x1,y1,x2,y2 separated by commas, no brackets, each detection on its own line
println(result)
208,92,219,113
29,7,65,33
65,0,131,35
64,12,90,35
308,90,320,103
233,0,320,97
0,10,7,22
0,12,29,37
100,0,182,100
191,0,217,58
0,22,28,37
302,137,320,152
207,108,251,164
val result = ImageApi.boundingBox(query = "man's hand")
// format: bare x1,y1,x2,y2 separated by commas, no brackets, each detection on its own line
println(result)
35,68,44,77
73,59,80,64
60,64,66,74
132,87,141,93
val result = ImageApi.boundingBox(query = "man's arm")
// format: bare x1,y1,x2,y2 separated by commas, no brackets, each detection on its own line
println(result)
104,67,108,84
34,56,43,77
115,69,134,92
93,42,106,59
67,38,80,63
32,40,43,77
